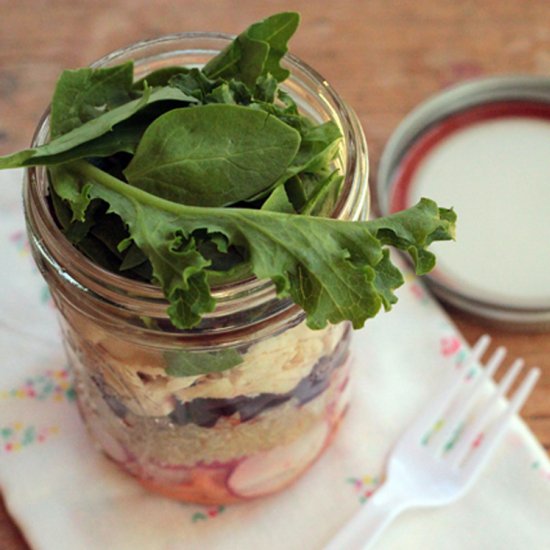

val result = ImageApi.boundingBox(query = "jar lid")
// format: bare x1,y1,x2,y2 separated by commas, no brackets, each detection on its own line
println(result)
377,76,550,330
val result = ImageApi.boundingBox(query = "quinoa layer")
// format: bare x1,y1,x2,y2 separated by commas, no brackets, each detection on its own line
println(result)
76,352,350,467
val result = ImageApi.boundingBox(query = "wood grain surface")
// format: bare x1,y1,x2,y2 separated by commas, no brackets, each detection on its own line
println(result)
1,1,549,548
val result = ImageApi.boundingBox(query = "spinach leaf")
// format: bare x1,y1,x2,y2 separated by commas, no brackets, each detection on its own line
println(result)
244,120,342,205
124,104,301,207
50,62,135,137
289,121,342,174
245,12,300,82
203,12,299,86
165,348,243,377
284,175,309,211
34,119,142,168
205,36,267,89
66,160,456,330
0,86,199,169
260,184,296,213
301,171,344,217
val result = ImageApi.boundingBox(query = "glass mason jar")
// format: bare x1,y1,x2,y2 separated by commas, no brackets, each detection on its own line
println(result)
23,33,369,504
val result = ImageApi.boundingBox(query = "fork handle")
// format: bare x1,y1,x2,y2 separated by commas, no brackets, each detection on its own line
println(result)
324,478,410,550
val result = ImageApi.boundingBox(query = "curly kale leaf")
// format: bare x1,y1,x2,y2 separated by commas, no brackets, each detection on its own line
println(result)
64,160,456,330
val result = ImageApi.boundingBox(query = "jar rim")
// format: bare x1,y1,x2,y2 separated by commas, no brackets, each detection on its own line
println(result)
24,31,369,331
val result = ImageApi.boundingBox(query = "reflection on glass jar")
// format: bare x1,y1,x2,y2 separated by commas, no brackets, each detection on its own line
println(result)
23,33,369,504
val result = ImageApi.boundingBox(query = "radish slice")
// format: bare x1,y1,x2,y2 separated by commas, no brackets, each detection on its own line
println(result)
228,422,329,498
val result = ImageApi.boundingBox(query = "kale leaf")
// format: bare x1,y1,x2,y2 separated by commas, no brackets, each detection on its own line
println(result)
64,160,456,330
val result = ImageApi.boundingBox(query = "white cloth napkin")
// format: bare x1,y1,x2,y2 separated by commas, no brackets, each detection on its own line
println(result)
1,168,549,550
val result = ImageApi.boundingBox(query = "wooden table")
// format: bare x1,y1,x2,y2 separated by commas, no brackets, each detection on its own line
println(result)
1,1,549,547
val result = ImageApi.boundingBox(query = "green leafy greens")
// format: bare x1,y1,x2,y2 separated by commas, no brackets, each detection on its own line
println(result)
63,159,454,331
124,104,301,206
203,12,299,85
0,12,456,350
165,348,244,377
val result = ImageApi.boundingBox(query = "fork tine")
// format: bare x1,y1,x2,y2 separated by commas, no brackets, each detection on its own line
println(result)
448,357,524,468
428,344,506,451
461,367,541,482
397,335,491,447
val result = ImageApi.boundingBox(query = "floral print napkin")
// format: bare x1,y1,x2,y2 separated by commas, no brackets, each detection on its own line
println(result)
1,168,549,549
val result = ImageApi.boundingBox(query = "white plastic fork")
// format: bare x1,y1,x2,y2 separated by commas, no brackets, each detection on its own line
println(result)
324,335,540,550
